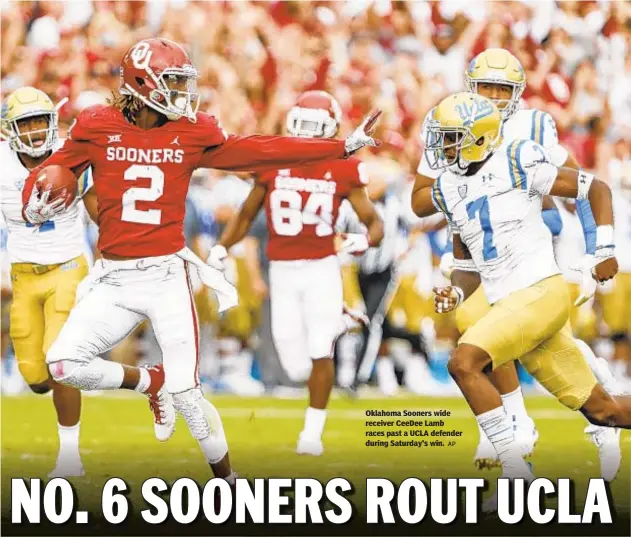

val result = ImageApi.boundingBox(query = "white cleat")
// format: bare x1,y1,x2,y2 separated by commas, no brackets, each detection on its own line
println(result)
514,416,538,459
148,387,176,442
473,436,500,470
376,358,399,397
48,462,85,478
296,433,324,456
585,424,622,482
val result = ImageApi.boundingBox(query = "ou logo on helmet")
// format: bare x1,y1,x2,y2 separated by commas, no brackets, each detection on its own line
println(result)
130,42,153,70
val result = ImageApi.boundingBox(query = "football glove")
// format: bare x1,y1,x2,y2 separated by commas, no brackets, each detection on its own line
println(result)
344,110,381,155
24,184,66,225
433,285,464,314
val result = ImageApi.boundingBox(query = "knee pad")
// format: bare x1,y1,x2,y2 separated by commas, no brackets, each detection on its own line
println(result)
47,358,123,391
28,382,51,395
274,338,312,383
172,389,228,463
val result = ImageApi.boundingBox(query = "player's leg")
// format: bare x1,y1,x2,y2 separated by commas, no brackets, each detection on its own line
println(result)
454,275,574,484
520,331,622,481
300,255,345,455
45,279,171,440
599,273,631,385
456,286,537,468
41,256,89,477
148,259,235,480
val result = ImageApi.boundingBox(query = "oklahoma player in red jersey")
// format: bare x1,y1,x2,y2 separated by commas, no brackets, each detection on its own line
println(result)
214,91,384,456
21,39,380,480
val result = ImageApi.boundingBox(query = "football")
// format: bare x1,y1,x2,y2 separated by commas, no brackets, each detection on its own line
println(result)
35,164,77,208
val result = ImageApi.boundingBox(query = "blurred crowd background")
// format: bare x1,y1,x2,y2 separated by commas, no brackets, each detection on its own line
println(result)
2,0,631,397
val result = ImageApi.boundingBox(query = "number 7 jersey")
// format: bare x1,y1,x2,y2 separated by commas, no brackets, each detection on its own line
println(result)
258,158,368,261
432,138,561,304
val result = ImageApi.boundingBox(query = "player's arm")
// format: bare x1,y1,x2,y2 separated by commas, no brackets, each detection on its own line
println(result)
433,233,480,314
524,140,616,282
199,111,381,172
22,129,91,224
210,182,267,269
82,187,99,225
411,174,440,217
345,186,384,252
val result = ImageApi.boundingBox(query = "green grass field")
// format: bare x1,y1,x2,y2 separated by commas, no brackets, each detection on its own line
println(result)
2,392,630,535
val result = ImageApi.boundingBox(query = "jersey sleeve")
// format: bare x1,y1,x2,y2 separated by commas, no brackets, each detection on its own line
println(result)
430,175,456,229
530,110,568,167
77,167,93,198
506,139,558,197
198,133,346,172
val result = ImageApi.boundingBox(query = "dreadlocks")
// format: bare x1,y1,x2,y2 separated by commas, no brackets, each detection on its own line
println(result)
108,91,144,124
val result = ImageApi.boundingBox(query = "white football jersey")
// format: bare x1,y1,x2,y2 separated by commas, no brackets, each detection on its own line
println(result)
554,201,585,284
432,138,560,303
609,157,631,273
0,140,92,265
417,107,568,179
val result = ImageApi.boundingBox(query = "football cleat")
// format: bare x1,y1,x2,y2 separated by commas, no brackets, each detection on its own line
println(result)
473,435,500,470
585,424,622,482
296,433,324,456
514,415,538,459
145,365,176,442
48,458,85,478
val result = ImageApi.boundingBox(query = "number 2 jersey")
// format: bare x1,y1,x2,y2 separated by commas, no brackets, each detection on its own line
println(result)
431,139,561,304
257,158,368,261
0,140,91,264
22,105,348,258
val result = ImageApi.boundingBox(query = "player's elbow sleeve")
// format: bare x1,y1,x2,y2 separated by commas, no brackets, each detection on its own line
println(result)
542,208,563,237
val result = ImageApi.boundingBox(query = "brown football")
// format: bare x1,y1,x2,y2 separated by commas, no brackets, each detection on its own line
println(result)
35,165,77,208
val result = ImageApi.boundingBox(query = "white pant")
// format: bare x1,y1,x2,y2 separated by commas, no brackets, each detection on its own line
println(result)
269,255,343,382
47,254,199,394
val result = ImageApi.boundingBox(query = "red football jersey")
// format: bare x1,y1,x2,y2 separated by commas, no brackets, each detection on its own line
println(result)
23,105,346,257
259,158,368,261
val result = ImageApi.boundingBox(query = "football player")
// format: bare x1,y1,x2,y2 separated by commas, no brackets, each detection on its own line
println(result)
21,40,380,480
599,135,631,388
0,86,95,477
411,48,619,474
426,93,628,509
213,90,384,456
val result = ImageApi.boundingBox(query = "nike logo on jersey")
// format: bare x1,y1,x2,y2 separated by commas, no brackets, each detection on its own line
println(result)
108,134,122,143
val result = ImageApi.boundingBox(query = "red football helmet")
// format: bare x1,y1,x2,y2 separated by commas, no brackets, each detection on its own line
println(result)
286,91,342,138
119,38,199,122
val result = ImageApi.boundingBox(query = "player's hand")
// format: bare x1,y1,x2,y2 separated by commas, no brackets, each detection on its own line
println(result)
593,256,618,283
433,285,464,314
207,245,228,271
23,184,66,225
344,110,382,156
439,252,455,279
338,233,370,255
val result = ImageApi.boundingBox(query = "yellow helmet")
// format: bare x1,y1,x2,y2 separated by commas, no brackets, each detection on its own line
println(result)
465,48,526,120
1,87,62,158
424,92,503,173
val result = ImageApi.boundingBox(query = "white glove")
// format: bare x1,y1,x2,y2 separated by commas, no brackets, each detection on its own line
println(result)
433,285,464,314
439,252,455,279
339,233,370,255
344,110,381,155
24,185,66,225
571,254,598,307
207,245,228,271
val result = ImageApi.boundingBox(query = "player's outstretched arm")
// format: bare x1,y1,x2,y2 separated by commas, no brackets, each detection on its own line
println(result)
548,167,617,282
199,111,381,172
411,174,440,218
346,186,384,250
217,182,266,253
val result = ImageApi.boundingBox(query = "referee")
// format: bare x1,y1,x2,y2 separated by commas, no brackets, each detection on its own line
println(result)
336,173,429,395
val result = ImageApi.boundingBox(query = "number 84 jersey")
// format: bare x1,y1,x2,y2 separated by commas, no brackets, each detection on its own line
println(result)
432,138,561,304
258,158,368,261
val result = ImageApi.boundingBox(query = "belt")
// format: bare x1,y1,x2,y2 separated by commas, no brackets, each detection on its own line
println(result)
98,253,177,271
11,262,61,275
